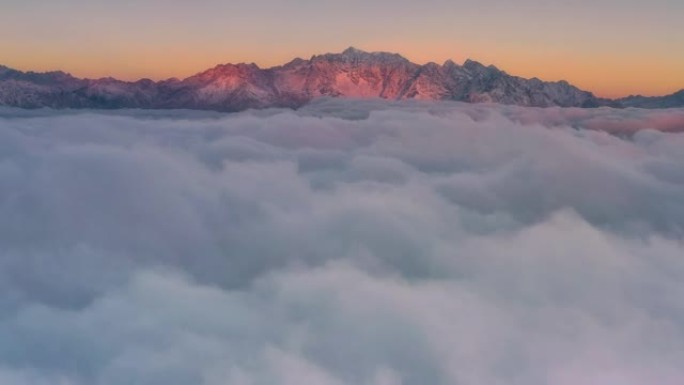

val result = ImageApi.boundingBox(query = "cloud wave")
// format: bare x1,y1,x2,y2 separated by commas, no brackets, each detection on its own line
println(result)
1,100,684,385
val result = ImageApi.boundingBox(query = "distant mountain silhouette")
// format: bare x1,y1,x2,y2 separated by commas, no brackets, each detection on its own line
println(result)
618,89,684,109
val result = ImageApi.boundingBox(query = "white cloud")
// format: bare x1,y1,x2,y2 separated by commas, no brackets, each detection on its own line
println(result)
0,101,683,384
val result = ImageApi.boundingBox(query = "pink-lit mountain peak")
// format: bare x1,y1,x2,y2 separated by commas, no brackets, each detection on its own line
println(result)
319,46,413,64
195,62,263,80
5,47,682,111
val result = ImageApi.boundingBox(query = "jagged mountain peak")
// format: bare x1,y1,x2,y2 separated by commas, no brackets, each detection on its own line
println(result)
442,59,457,68
280,57,307,69
189,62,264,84
462,59,501,73
1,48,682,111
338,46,396,58
342,46,365,55
422,62,442,70
206,62,261,73
313,47,412,65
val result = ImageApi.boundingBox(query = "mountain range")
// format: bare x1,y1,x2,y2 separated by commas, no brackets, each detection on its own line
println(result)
0,47,682,111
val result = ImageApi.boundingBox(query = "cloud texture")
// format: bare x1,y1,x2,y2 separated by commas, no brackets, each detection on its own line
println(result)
1,100,684,385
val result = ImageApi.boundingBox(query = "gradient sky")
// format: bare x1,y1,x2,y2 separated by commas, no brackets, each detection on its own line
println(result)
1,0,682,98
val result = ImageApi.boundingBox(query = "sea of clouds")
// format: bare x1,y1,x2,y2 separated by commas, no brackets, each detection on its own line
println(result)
1,99,684,385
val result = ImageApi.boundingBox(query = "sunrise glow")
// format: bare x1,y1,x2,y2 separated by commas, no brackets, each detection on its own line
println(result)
2,0,682,98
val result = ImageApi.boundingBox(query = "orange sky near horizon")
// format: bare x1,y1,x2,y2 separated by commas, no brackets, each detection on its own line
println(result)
2,0,683,98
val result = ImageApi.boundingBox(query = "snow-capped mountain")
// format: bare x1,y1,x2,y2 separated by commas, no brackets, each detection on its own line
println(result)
0,48,678,111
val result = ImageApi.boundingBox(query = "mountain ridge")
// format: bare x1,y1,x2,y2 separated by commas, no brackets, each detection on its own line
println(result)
617,89,684,109
0,47,680,111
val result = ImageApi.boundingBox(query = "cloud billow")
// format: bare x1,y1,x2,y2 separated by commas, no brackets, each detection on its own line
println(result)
0,100,684,385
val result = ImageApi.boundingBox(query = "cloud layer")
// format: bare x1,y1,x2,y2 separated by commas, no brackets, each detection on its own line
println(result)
1,100,684,385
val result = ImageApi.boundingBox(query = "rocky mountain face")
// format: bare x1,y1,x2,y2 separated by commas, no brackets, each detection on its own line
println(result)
0,48,678,111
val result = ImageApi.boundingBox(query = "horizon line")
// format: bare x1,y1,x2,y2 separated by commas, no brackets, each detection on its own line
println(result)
2,47,682,100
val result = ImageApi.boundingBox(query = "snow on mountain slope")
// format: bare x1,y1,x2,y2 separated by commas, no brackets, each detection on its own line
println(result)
0,47,667,111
